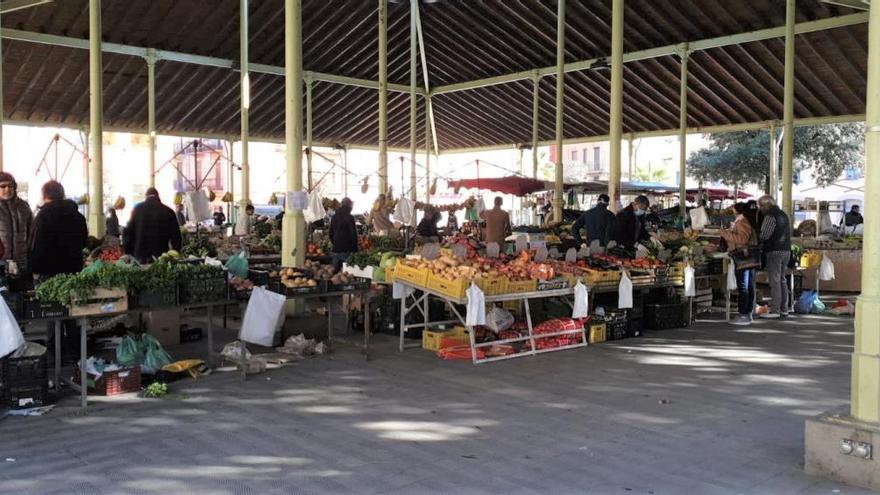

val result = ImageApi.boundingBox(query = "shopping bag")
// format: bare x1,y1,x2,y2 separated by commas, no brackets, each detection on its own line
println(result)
393,198,416,226
572,281,589,319
726,258,738,291
465,283,486,326
684,264,696,297
303,191,326,223
240,287,286,347
0,293,24,359
184,190,212,223
635,243,650,259
819,254,835,281
690,206,709,231
796,290,819,314
225,251,248,279
141,334,173,374
618,271,633,309
485,307,514,333
392,282,413,299
116,334,145,367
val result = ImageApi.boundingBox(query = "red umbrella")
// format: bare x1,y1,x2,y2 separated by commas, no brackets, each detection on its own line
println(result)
447,176,550,196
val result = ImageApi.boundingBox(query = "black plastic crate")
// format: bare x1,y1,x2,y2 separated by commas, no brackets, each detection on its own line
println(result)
707,258,725,275
131,286,177,309
326,277,371,293
247,269,273,286
1,354,47,388
6,384,49,409
180,326,203,343
604,315,628,341
645,302,687,330
628,318,643,337
1,290,22,319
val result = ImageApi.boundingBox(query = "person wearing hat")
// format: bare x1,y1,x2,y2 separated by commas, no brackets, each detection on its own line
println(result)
415,206,442,244
0,172,34,274
329,197,358,271
123,187,182,262
613,195,651,250
571,193,615,247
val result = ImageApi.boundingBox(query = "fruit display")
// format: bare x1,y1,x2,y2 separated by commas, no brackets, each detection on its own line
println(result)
328,271,357,286
91,246,124,263
307,243,327,256
229,276,254,293
304,260,335,280
279,268,319,289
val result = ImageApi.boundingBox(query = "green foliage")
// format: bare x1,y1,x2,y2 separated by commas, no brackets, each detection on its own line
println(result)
688,123,864,188
634,166,668,184
181,231,217,258
143,382,168,398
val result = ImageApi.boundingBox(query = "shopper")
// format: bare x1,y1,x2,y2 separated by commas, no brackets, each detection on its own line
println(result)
329,197,357,271
613,195,651,250
0,172,33,272
571,193,615,247
124,187,183,262
480,196,511,246
720,203,759,326
415,207,442,243
175,204,187,227
445,212,459,235
30,181,88,280
757,195,791,319
105,207,120,239
370,193,395,235
212,207,226,227
234,204,255,236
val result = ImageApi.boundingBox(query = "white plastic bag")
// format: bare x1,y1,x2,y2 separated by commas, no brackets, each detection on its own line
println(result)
392,282,414,299
485,306,514,333
465,283,486,326
690,206,709,231
635,243,650,259
819,254,836,281
394,198,416,226
475,197,486,215
572,281,589,319
618,271,633,309
0,294,24,358
534,246,548,262
303,191,327,223
485,242,500,258
684,264,696,297
514,235,528,253
239,287,286,347
184,190,212,222
727,258,737,291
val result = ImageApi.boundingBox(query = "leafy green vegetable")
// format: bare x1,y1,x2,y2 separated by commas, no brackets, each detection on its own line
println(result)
143,382,168,398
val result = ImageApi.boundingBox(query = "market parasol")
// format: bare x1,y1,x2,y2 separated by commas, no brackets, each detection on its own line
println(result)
686,188,751,201
447,176,552,196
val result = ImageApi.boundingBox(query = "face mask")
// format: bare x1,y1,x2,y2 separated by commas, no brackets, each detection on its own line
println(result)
634,208,645,217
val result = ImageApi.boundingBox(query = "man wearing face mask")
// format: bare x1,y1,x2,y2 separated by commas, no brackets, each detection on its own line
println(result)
613,195,651,250
572,194,615,247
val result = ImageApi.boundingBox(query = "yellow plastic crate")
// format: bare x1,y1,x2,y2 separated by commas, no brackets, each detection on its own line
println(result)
588,323,606,343
422,328,470,351
395,264,429,288
668,262,685,278
801,252,822,268
385,264,397,282
476,276,506,296
427,273,468,299
505,279,537,294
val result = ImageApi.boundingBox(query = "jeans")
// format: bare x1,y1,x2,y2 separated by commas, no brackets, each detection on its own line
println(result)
764,250,791,314
329,252,350,273
736,267,756,316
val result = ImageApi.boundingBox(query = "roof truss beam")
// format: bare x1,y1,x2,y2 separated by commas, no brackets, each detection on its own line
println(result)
0,27,424,95
431,12,869,95
0,0,51,14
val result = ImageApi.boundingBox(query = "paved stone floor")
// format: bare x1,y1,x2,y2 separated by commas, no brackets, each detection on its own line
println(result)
0,313,874,494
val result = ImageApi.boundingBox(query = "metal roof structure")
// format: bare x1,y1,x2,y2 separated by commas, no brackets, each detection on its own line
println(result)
0,0,869,151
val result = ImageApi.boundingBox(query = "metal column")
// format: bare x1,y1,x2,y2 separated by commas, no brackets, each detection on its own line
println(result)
240,0,250,208
88,0,104,237
678,46,689,217
409,0,417,201
425,97,431,202
768,123,778,197
282,0,304,270
608,0,624,212
343,145,349,197
377,0,388,194
0,8,4,172
627,135,634,181
531,73,540,179
851,0,880,424
553,0,565,222
781,0,796,220
306,75,313,190
146,50,156,188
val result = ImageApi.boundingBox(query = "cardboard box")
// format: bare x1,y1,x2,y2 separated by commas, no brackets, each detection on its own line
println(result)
144,309,181,347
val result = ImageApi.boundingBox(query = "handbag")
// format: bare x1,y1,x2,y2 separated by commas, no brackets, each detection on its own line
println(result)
730,246,762,270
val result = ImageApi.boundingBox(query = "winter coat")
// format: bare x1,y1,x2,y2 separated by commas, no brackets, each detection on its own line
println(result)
720,215,757,252
329,205,358,253
613,205,649,249
124,196,183,262
30,199,88,277
106,213,120,237
571,204,615,246
0,197,33,269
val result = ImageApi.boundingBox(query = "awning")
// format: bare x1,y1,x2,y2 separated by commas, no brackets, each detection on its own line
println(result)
563,181,679,195
686,188,752,201
447,176,551,196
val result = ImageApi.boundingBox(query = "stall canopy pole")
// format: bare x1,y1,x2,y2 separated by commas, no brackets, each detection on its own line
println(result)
409,0,417,201
608,0,624,213
282,0,304,269
851,0,880,424
343,145,349,197
678,45,689,217
146,50,156,188
305,75,313,191
87,0,104,237
781,0,796,220
425,97,431,202
553,0,565,223
768,123,778,197
240,0,250,208
0,8,5,172
531,72,540,179
627,135,634,181
378,0,388,194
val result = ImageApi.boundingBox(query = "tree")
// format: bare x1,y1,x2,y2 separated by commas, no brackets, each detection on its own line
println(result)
634,165,668,184
687,123,864,188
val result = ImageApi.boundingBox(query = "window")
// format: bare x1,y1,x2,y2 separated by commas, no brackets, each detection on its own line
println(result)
592,147,601,171
582,149,588,164
570,150,578,161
